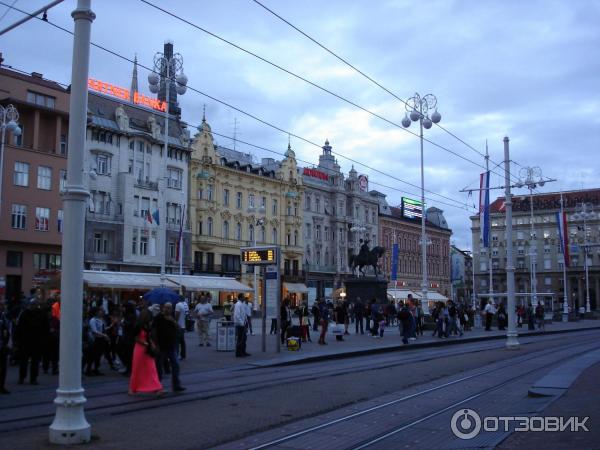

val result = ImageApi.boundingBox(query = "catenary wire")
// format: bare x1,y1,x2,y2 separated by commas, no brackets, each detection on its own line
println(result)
138,0,517,183
249,0,525,182
0,3,474,212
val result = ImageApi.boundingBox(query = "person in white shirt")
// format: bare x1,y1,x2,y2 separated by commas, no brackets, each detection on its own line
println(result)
194,297,213,346
244,298,254,335
233,294,250,357
174,298,189,359
484,300,496,331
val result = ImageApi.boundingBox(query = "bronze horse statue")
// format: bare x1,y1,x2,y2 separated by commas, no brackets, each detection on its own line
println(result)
350,246,385,277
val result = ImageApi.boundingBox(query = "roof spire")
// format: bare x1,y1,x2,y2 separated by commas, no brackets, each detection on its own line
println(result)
129,53,138,102
202,104,206,122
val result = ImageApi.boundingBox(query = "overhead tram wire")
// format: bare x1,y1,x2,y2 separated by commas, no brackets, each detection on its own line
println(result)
249,0,526,181
1,2,473,212
138,0,518,183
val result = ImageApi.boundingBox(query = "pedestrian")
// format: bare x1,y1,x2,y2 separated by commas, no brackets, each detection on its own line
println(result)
448,301,463,337
223,297,233,322
121,301,137,376
280,298,292,345
370,299,380,337
535,302,545,330
334,301,346,342
16,299,47,385
516,305,525,328
497,304,507,331
244,297,254,336
354,298,364,335
343,301,350,335
85,308,109,376
298,301,312,343
129,309,163,395
378,307,386,338
0,300,11,394
317,298,330,345
43,298,60,375
311,301,320,332
153,304,185,392
398,303,412,344
175,296,189,360
194,296,213,346
527,303,535,330
484,300,496,331
233,294,250,357
365,300,372,333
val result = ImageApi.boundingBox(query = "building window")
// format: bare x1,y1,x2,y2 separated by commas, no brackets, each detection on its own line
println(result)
14,162,29,186
169,241,176,260
248,193,255,208
207,184,214,201
140,235,148,255
272,228,277,244
316,225,321,240
60,134,68,155
167,167,183,189
35,207,50,231
57,209,64,233
306,223,311,239
248,224,254,242
286,231,291,246
27,90,55,108
223,189,230,206
261,196,267,209
545,277,552,285
236,222,242,240
11,204,26,229
223,220,229,239
294,230,298,246
236,192,242,209
315,197,320,213
33,253,61,270
59,170,67,192
207,217,213,236
305,195,311,211
6,251,23,267
272,199,278,215
132,229,138,254
93,232,109,254
260,226,266,243
96,154,110,176
37,166,52,190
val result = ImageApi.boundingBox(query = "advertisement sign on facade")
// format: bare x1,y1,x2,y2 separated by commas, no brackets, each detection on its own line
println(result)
358,174,368,192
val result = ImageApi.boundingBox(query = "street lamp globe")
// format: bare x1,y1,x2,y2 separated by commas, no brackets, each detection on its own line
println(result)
401,114,411,128
409,110,421,122
431,109,442,123
148,72,159,86
422,117,433,129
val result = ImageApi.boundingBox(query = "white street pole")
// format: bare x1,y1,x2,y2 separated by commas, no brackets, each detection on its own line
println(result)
560,192,569,322
504,137,519,349
419,115,429,315
485,144,494,308
529,187,538,308
49,0,94,444
254,225,258,310
0,117,5,225
584,210,591,313
160,63,170,287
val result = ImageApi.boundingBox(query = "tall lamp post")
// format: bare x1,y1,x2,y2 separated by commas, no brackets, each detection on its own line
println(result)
0,104,21,222
402,93,442,314
248,206,266,311
148,44,187,285
573,203,595,314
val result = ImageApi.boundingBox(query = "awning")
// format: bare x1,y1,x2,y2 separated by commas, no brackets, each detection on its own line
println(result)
284,282,309,294
426,291,448,301
83,270,178,289
167,275,252,292
388,289,421,300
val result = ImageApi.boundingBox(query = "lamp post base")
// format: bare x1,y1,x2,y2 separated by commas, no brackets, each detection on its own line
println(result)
562,312,569,322
505,332,520,350
49,388,91,444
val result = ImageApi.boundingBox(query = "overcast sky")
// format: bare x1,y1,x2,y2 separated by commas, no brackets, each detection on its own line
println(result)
2,0,599,249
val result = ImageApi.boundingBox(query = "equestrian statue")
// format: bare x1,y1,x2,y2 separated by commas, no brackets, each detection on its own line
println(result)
349,239,385,277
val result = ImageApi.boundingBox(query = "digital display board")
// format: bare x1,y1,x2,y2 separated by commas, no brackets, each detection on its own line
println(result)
401,197,423,220
241,247,277,265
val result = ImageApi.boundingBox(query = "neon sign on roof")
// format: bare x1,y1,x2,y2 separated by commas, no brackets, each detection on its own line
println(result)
88,78,167,112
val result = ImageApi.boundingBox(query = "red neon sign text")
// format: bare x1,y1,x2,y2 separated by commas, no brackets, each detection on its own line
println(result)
303,167,329,181
88,78,167,112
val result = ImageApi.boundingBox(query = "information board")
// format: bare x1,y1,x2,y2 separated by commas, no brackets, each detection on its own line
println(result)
401,197,423,220
241,246,277,265
265,266,279,319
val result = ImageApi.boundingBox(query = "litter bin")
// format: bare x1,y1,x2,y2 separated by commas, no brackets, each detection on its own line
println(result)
216,320,235,352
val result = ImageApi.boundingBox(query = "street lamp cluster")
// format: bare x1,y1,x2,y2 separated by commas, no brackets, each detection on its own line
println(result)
573,202,596,314
401,93,441,314
0,104,22,221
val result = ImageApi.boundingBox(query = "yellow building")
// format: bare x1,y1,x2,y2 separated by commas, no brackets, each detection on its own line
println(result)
189,116,305,305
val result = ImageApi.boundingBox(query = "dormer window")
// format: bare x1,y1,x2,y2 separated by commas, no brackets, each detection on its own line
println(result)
246,166,251,173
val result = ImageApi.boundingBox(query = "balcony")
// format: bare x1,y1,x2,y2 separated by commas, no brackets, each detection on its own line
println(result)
135,178,158,190
192,263,240,277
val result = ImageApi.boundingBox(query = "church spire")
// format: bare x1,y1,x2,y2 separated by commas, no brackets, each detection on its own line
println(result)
130,54,139,102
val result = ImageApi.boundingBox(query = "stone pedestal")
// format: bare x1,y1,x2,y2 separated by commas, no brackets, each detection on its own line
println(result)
345,277,388,304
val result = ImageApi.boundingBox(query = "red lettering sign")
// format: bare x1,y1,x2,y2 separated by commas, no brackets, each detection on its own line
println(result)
303,167,329,181
88,78,167,112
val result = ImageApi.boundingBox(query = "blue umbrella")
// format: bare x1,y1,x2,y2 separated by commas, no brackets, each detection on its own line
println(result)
143,287,180,305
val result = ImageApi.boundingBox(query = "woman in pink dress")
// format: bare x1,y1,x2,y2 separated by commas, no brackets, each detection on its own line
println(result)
129,309,163,395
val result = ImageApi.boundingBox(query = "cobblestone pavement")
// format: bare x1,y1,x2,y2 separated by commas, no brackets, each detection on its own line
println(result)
0,328,598,450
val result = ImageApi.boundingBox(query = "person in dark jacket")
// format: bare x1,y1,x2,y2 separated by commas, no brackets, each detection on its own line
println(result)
311,302,320,332
16,299,48,385
354,298,364,335
398,304,412,344
0,301,11,394
153,303,185,392
317,298,330,345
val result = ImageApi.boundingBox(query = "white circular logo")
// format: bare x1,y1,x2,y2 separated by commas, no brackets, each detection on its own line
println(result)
451,408,481,440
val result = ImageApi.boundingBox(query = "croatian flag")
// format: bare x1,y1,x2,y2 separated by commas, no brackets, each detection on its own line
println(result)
479,171,490,248
556,211,570,267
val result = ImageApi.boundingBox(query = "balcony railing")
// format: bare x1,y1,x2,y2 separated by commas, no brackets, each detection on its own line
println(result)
193,263,241,276
135,178,159,190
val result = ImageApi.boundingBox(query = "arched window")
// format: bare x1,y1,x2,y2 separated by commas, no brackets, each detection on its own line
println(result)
305,195,311,210
236,222,242,240
272,227,278,244
260,226,266,243
249,224,254,243
207,217,213,237
294,230,298,246
223,220,229,239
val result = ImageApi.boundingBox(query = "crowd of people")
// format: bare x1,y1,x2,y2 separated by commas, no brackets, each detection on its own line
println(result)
0,288,554,395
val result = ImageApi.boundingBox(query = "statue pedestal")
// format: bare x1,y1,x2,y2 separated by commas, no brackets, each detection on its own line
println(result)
345,277,388,304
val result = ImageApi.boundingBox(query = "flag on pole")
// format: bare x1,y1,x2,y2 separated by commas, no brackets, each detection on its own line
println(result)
479,171,490,247
146,209,153,224
176,207,185,262
151,209,160,226
556,210,570,267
